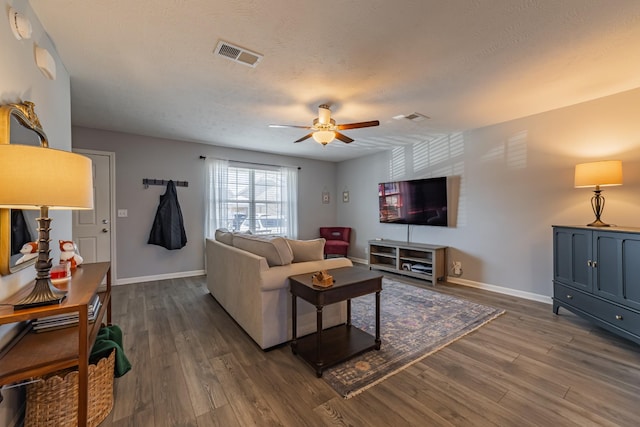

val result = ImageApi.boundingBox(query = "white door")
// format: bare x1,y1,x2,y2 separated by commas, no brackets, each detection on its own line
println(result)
72,151,114,272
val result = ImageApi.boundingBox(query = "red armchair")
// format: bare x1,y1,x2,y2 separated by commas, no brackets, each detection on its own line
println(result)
319,227,351,258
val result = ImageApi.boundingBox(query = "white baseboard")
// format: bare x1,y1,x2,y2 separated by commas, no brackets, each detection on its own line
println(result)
358,260,551,304
446,276,552,304
116,270,205,286
350,256,368,265
115,263,551,305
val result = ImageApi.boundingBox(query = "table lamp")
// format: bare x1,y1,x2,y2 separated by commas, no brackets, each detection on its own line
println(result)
0,145,93,310
574,160,623,227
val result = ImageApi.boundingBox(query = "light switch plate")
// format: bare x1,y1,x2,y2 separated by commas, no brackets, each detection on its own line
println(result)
117,209,128,218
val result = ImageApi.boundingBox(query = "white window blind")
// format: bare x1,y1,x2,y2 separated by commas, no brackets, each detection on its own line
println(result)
205,159,298,238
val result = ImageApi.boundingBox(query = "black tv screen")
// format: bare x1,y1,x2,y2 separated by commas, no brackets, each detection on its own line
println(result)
378,177,448,226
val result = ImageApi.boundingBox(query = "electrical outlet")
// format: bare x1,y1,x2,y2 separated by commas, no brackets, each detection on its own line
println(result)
453,261,462,276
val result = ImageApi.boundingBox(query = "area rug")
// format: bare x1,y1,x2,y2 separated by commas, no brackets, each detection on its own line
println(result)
323,277,505,398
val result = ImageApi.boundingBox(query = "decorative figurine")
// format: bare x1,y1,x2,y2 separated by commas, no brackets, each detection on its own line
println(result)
15,241,38,265
59,240,83,269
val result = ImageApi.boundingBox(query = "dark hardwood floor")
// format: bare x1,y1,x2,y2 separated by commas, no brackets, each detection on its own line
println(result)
100,270,640,426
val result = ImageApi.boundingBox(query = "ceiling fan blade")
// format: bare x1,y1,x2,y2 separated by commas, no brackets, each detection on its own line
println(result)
334,132,354,143
336,120,380,130
269,124,313,129
294,133,314,143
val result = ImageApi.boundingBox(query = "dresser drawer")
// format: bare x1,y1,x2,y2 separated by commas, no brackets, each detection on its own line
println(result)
591,297,640,336
554,282,640,336
554,282,596,311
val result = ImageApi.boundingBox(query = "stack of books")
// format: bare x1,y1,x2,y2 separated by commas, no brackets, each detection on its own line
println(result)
32,294,101,332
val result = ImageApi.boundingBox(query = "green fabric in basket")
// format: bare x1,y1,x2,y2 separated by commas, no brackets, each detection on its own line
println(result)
90,324,131,378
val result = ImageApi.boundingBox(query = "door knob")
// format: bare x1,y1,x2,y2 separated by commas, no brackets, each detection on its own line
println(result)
102,219,109,224
102,228,109,233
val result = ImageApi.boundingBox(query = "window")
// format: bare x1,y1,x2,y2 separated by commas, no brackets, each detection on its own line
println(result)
205,159,298,238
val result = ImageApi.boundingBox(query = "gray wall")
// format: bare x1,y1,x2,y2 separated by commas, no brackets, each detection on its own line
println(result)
73,85,640,296
0,0,71,423
72,128,339,281
337,87,640,299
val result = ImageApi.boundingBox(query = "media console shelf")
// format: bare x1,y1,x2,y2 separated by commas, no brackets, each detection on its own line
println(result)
368,239,447,284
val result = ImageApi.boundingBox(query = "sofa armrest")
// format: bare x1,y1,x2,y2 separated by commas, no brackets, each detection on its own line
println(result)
206,239,269,295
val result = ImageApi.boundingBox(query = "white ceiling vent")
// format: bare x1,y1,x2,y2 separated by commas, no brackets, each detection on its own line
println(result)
214,41,263,68
393,112,430,122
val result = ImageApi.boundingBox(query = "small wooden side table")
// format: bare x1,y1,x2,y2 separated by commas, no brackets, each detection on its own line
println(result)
0,262,112,426
289,267,382,377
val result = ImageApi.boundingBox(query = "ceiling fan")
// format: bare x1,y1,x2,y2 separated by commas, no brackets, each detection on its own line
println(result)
269,104,379,145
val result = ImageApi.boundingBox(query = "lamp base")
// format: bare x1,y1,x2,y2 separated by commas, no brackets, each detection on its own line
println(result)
13,278,66,310
587,218,611,227
587,189,612,227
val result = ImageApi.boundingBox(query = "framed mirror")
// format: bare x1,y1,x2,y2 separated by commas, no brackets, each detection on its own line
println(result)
0,101,49,275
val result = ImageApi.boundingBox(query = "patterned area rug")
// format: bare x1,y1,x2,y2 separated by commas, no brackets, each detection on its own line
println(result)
323,277,505,398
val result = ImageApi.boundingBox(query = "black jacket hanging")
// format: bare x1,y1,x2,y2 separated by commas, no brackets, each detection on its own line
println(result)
148,180,187,250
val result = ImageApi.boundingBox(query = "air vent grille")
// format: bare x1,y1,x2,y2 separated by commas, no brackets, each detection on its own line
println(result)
214,41,263,68
393,112,430,122
218,44,241,60
405,113,427,121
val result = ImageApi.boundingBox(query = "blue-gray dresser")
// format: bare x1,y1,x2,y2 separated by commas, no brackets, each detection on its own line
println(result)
553,225,640,345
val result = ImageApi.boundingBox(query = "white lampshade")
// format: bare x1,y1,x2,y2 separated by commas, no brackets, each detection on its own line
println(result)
0,145,94,209
574,160,623,188
312,130,335,145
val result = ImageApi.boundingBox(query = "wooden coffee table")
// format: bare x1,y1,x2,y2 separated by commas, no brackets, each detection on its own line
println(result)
289,267,383,377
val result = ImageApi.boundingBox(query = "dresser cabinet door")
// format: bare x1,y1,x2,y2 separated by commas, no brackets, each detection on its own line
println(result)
553,227,592,292
594,232,640,311
593,232,620,300
621,236,640,311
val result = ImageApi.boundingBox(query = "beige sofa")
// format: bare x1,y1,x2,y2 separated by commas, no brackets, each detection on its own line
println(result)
206,231,353,349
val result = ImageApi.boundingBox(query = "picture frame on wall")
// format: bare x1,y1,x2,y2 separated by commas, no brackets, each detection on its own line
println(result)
322,191,330,204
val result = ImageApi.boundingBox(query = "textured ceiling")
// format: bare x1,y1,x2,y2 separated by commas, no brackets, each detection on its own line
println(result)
30,0,640,162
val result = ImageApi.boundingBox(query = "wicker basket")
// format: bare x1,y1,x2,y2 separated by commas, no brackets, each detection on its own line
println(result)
25,350,115,427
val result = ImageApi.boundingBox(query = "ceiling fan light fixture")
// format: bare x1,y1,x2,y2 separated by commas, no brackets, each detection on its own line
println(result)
271,103,378,145
318,104,331,125
313,117,335,128
313,130,335,145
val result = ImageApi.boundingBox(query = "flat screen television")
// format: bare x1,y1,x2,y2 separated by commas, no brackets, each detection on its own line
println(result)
378,177,448,226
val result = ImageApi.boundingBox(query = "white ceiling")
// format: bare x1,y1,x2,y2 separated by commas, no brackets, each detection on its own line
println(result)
30,0,640,162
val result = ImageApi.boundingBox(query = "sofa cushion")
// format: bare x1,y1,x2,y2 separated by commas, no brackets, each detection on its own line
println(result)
286,238,325,262
232,234,293,267
215,229,234,245
215,228,253,246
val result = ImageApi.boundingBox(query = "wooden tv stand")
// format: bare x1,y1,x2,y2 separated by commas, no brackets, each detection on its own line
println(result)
368,239,447,284
0,262,111,426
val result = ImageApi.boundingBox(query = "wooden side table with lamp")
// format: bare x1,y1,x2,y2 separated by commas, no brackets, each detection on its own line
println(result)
0,101,104,425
